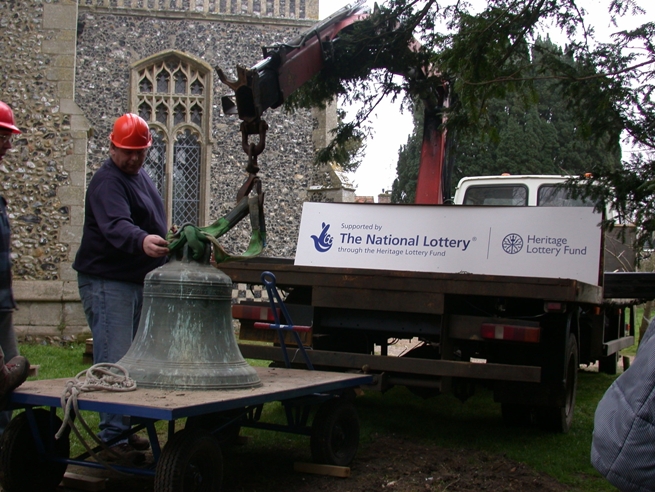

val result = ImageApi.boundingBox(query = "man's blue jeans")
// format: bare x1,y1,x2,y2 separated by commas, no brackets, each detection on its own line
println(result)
77,273,143,443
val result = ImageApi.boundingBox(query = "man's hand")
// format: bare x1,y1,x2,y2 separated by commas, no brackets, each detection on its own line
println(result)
143,234,169,258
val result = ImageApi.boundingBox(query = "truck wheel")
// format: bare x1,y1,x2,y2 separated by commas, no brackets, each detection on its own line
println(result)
536,334,578,433
598,353,618,375
310,398,359,466
403,344,441,399
500,403,532,426
154,428,223,492
0,409,70,492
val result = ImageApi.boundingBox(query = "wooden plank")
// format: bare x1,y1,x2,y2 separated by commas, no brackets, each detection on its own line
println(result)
603,272,655,299
313,286,443,314
10,368,373,421
220,258,603,304
27,365,39,378
294,462,350,477
238,344,542,383
61,472,106,491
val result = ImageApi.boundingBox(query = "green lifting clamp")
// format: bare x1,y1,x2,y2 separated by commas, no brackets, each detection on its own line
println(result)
167,120,268,263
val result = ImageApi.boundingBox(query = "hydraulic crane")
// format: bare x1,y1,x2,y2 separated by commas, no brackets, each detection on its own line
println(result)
168,1,449,261
216,0,449,205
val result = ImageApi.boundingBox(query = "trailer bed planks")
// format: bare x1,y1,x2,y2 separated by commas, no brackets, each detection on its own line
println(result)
9,367,371,421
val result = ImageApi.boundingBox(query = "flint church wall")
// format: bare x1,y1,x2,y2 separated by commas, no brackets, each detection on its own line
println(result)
74,9,315,258
0,0,350,339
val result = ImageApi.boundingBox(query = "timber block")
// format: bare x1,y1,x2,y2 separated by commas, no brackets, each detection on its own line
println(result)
83,338,93,365
294,462,351,478
235,435,252,446
61,472,106,491
27,365,39,378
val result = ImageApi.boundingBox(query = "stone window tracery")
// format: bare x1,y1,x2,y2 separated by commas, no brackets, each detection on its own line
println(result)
144,128,166,198
132,51,213,228
173,130,201,225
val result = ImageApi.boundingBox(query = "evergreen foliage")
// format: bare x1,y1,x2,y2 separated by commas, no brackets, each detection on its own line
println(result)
392,38,623,201
391,109,422,204
287,0,653,249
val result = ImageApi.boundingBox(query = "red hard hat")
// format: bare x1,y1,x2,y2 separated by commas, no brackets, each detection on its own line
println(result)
109,113,152,149
0,101,21,134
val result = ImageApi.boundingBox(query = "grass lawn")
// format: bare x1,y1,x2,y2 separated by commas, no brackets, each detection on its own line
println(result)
352,371,618,492
17,341,621,491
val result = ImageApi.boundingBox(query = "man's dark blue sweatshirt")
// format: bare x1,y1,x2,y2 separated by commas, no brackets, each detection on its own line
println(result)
73,158,167,284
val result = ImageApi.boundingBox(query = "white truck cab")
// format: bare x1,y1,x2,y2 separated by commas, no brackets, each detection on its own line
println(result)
453,174,592,207
453,174,635,273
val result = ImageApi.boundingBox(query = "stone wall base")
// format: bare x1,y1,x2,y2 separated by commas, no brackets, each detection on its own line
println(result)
12,280,266,341
12,280,89,340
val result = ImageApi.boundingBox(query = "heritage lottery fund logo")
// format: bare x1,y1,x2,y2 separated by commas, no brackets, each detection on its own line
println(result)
502,233,524,254
502,233,589,256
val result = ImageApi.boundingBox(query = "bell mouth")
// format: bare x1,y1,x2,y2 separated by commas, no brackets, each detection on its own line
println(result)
117,250,261,391
118,355,262,390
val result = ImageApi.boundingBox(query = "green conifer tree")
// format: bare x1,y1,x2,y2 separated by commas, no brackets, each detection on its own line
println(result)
392,38,621,202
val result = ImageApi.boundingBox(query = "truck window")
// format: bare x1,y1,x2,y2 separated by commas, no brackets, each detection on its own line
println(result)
538,184,593,207
462,185,528,206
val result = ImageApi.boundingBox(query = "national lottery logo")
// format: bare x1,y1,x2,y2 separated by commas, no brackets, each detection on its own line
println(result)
311,222,333,253
502,233,524,254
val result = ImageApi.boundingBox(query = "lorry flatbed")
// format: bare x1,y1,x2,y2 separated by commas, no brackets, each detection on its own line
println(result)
218,256,648,434
220,257,605,309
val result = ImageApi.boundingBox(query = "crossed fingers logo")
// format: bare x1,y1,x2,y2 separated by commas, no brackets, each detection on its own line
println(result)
311,222,333,253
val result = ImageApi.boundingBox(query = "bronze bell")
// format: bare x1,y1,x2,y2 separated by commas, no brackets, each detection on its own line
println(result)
117,246,261,390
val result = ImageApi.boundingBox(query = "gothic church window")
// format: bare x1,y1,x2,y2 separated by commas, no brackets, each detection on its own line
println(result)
131,50,212,228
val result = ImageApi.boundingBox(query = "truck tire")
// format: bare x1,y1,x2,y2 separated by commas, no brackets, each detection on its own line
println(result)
501,403,532,426
402,344,441,399
536,334,578,433
599,310,620,375
598,353,618,375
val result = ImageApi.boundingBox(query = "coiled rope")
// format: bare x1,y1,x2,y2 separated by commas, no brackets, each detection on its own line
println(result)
56,363,138,471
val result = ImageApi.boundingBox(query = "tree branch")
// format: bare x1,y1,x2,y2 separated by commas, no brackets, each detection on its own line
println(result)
460,58,654,85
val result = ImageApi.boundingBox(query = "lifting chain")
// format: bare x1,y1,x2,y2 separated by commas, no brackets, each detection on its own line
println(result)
237,118,268,204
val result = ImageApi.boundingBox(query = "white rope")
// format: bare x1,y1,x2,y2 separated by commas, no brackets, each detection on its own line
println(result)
56,363,138,472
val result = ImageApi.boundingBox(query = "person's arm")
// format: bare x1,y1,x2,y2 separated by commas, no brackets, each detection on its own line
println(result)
88,179,154,255
143,234,169,258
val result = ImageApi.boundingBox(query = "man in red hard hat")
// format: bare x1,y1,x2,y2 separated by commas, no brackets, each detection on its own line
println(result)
0,101,31,432
73,113,168,462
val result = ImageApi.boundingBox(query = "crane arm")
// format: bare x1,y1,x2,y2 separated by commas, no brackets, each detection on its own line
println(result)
217,1,448,205
216,1,369,122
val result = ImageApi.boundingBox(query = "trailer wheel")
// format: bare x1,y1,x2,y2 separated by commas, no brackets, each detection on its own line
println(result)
154,428,223,492
310,398,359,466
185,408,243,447
0,409,70,492
536,334,578,433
